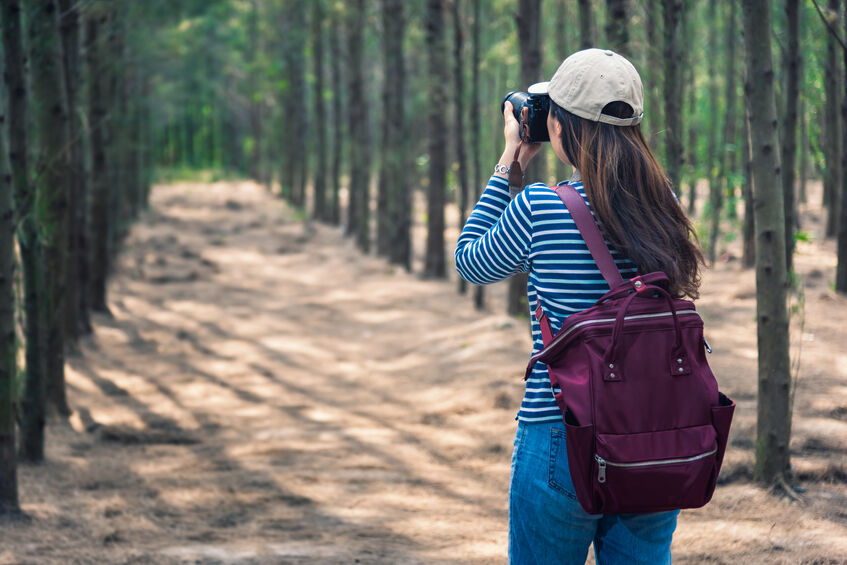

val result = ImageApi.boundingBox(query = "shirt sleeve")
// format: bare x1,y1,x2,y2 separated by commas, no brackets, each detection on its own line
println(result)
454,175,533,285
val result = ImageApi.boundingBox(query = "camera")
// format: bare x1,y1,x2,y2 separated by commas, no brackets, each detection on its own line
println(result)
501,84,550,143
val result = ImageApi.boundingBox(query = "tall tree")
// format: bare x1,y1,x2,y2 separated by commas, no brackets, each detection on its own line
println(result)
577,0,595,49
454,0,470,292
246,0,262,182
3,0,48,463
742,0,792,485
782,0,800,273
328,6,344,225
508,0,545,316
312,0,328,221
280,0,308,208
604,0,629,56
86,7,111,315
347,0,371,252
720,0,739,228
742,78,756,269
471,0,485,309
824,0,842,238
0,74,19,516
706,0,722,263
838,2,847,293
424,0,448,278
662,0,684,194
645,0,663,152
379,0,411,269
555,0,572,182
27,0,72,418
57,0,85,344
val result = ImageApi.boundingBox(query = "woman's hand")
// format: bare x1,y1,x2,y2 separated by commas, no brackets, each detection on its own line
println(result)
502,101,542,170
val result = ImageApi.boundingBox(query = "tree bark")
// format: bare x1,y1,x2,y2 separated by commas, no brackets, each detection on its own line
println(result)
838,2,847,293
424,0,447,278
347,0,371,252
825,0,843,238
27,0,72,419
782,0,799,274
705,0,721,263
471,0,485,309
312,0,328,222
555,0,572,182
577,0,595,49
741,0,792,485
662,0,684,195
379,0,411,269
508,0,544,316
742,105,756,269
280,1,307,207
329,7,345,226
3,0,48,463
0,69,20,516
646,0,663,152
57,0,86,343
604,0,629,56
247,0,262,181
454,0,470,292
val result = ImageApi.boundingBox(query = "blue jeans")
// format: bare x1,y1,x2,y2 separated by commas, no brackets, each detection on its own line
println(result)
509,420,679,565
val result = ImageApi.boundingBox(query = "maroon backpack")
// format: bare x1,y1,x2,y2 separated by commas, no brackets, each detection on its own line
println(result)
525,185,735,514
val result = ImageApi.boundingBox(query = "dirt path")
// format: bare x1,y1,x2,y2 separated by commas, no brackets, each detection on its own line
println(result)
2,180,847,564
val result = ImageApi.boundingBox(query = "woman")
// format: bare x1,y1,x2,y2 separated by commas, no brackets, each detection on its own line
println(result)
455,49,704,565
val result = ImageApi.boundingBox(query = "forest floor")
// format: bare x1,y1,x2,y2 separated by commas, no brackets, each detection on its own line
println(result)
2,178,847,564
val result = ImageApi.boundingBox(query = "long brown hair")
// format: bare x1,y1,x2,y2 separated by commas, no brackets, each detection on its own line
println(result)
550,100,705,299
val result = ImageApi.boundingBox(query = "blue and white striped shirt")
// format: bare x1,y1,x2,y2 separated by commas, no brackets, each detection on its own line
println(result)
455,173,638,423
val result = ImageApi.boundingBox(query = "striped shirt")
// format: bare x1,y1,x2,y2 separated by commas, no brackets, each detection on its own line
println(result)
455,173,638,423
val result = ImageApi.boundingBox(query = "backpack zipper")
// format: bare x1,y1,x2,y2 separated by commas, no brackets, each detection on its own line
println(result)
531,309,700,365
594,448,718,484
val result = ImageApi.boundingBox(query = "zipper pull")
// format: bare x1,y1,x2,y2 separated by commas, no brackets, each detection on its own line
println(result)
704,337,712,354
595,455,607,483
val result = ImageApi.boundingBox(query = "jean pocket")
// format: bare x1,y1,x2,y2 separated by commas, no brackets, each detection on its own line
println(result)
548,427,578,500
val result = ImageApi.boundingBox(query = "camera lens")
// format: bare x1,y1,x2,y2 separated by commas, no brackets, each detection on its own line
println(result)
501,91,529,123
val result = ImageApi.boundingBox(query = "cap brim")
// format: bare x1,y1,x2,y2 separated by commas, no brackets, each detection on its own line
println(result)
528,81,550,95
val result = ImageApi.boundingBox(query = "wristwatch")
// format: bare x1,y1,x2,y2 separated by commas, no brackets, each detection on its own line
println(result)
494,163,510,175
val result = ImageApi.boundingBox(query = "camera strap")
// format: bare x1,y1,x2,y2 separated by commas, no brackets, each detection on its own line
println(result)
508,143,523,198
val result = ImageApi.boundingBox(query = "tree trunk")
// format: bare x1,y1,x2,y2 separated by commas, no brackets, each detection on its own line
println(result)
742,81,756,269
682,0,697,216
347,0,371,252
280,1,307,207
646,0,663,152
705,0,721,263
577,0,595,49
380,0,411,270
825,0,843,238
508,0,544,316
3,0,48,463
247,0,262,181
454,0,470,292
798,97,808,205
604,0,629,56
424,0,447,278
662,0,684,194
782,0,799,274
0,75,20,516
741,0,792,485
837,4,847,293
722,0,739,224
27,0,72,419
312,0,328,222
329,8,344,226
555,0,572,182
57,0,85,344
86,8,111,315
471,0,485,309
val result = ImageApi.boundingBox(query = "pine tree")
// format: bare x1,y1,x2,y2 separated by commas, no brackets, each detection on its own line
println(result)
741,0,792,485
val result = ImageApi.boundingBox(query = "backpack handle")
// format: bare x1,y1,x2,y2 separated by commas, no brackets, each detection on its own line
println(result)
602,284,686,382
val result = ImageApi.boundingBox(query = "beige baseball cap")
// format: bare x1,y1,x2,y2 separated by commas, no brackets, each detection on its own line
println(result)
531,48,644,126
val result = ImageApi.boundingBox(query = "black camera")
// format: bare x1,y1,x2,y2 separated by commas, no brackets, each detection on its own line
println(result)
501,86,550,143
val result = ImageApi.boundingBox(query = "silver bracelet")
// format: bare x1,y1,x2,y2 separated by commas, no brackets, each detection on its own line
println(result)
494,163,510,174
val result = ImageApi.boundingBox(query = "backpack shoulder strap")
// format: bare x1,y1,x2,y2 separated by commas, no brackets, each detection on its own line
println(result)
553,184,625,289
534,184,628,347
